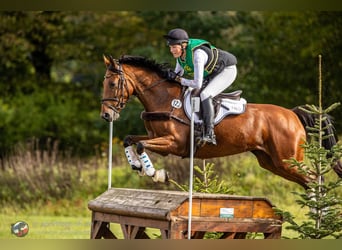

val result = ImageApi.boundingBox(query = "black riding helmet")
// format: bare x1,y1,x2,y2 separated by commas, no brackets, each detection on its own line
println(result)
164,28,189,45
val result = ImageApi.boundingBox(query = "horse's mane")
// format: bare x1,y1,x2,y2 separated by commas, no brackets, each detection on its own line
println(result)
118,55,170,78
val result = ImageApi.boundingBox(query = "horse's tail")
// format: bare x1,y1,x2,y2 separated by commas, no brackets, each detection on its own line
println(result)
292,106,342,178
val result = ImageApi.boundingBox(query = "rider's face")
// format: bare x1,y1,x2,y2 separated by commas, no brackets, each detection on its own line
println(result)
169,44,183,58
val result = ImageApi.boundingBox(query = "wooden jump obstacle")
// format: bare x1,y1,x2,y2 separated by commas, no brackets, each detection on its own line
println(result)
88,188,283,239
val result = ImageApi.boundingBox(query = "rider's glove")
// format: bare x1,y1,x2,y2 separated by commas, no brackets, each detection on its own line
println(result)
166,70,181,83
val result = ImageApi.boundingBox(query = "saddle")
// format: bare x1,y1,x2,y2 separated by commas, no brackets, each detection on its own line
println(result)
140,89,247,127
183,89,247,125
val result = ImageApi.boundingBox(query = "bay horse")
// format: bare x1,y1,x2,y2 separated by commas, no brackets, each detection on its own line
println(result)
100,55,342,189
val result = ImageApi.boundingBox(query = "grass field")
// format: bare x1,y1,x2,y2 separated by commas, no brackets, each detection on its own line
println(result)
0,150,340,239
0,208,306,239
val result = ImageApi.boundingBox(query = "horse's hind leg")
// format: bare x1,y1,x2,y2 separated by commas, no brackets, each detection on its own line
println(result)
252,150,311,189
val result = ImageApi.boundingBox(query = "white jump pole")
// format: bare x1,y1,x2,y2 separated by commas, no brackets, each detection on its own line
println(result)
108,121,113,189
188,97,200,239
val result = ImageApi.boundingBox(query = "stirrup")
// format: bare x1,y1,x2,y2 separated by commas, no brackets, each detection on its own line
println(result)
197,132,217,146
202,135,217,145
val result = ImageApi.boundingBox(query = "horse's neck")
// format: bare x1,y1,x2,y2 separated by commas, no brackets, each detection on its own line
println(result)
135,75,182,112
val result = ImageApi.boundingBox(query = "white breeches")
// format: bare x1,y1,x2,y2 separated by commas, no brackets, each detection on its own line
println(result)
200,65,237,100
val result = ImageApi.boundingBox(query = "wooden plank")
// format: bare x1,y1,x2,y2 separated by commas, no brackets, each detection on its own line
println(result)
90,220,103,239
119,215,170,230
190,220,281,233
88,188,188,220
89,188,280,220
252,200,281,219
93,212,121,223
92,211,170,230
171,198,278,219
169,222,187,239
198,199,253,218
170,217,282,235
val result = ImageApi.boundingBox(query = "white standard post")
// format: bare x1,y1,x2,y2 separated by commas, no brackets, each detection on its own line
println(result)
188,97,200,239
108,121,113,189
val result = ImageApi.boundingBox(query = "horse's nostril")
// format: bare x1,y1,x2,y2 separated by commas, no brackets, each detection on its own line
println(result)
101,112,112,122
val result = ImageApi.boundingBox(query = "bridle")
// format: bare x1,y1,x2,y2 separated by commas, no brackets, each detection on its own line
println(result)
101,58,190,126
101,62,129,113
101,60,168,113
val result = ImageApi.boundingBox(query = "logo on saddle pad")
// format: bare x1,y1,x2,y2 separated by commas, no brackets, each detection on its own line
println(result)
183,90,247,125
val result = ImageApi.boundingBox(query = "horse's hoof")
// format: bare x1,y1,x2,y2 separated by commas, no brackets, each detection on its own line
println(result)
152,169,169,183
131,164,142,171
137,168,145,177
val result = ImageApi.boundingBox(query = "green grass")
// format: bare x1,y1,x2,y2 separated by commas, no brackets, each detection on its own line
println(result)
0,214,91,239
0,206,306,239
0,151,340,239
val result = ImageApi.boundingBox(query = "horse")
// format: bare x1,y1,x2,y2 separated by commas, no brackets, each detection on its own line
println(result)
100,55,342,189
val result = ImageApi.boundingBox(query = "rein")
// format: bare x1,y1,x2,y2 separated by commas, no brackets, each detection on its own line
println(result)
101,61,168,111
139,79,168,94
102,59,189,125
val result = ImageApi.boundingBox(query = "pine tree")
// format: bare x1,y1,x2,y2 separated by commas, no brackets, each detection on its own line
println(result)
276,55,342,239
170,162,235,195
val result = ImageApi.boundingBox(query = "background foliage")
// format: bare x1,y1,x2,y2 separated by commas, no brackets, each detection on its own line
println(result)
0,11,341,158
0,11,341,240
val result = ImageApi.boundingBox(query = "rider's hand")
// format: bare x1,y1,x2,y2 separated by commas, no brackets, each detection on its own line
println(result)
166,70,181,82
166,70,177,80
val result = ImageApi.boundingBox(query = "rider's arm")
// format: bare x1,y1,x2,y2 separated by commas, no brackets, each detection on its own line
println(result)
174,61,184,76
178,49,208,89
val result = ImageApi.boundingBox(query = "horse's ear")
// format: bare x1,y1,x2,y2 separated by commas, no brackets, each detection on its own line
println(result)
103,54,111,67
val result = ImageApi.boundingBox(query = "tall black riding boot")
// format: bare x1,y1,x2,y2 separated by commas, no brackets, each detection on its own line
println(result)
201,97,217,145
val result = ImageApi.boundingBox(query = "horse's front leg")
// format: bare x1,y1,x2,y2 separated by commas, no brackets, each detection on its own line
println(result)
136,135,184,182
123,135,149,172
123,135,178,182
123,135,167,182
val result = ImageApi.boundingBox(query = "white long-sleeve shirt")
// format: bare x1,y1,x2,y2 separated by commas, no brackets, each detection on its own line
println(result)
174,48,208,89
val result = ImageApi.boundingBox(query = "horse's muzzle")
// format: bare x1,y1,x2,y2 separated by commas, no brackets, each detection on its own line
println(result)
101,112,112,122
101,110,120,122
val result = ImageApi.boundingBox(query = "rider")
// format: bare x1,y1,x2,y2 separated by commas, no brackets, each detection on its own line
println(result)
164,28,238,145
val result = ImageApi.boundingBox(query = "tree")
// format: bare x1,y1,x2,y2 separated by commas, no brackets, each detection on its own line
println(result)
276,55,342,239
277,103,342,239
237,12,342,131
0,11,340,157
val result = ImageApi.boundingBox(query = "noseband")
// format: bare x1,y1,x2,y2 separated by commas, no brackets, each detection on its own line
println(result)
101,62,129,113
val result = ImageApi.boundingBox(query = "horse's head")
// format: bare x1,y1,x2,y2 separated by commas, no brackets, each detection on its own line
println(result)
101,55,131,122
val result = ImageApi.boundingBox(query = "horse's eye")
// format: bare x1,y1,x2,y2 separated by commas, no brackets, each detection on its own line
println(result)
109,81,116,89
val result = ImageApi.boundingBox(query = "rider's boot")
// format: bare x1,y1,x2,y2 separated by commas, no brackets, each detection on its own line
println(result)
201,97,217,145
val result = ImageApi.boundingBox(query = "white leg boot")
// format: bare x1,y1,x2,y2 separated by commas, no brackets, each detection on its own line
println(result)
139,152,156,177
124,146,142,170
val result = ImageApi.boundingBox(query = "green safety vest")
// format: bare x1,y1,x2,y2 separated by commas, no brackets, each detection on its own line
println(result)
177,39,219,78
